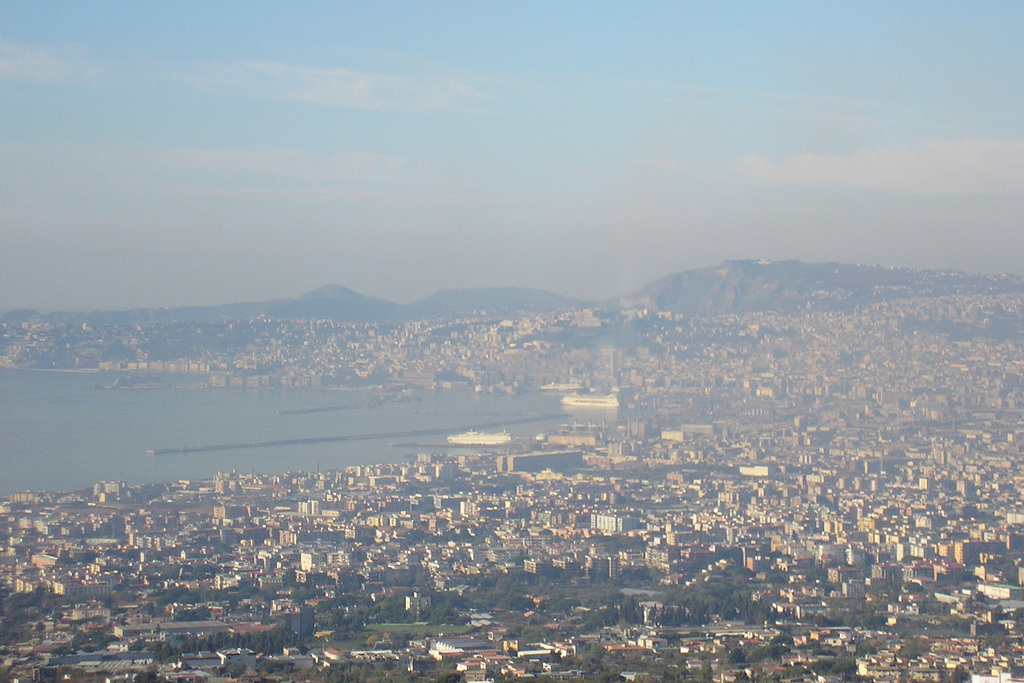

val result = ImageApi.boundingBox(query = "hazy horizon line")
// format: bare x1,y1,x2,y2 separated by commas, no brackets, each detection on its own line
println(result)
5,257,1024,316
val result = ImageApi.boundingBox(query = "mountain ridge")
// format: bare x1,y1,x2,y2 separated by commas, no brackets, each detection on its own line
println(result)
617,259,1024,316
8,260,1024,325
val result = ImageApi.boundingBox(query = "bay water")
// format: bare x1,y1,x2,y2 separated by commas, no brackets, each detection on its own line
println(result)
0,370,568,495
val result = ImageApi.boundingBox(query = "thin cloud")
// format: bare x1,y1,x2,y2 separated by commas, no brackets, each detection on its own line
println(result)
3,138,433,187
738,138,1024,195
0,40,104,85
193,60,492,113
586,73,893,113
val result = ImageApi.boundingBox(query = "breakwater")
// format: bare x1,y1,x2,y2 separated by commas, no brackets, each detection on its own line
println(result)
146,413,558,455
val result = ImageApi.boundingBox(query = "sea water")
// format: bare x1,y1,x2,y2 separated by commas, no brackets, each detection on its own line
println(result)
0,370,567,495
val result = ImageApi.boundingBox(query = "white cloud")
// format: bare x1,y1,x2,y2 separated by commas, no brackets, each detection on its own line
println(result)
0,40,104,84
738,138,1024,195
194,60,491,113
0,138,437,190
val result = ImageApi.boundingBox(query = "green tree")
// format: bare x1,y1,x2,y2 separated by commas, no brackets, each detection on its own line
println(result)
698,660,713,683
134,668,163,683
434,672,464,683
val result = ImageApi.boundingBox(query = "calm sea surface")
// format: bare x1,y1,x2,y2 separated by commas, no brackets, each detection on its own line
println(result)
0,370,571,495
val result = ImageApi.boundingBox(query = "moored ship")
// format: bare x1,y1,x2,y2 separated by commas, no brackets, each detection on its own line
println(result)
561,392,619,408
447,430,512,446
541,382,582,391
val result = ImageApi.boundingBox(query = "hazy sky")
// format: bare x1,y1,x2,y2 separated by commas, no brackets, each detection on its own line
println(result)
2,2,1023,310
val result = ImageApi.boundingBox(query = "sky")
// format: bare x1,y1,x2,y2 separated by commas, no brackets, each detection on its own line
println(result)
1,2,1023,311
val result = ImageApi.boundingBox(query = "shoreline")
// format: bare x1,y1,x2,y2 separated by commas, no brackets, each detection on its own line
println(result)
0,366,101,374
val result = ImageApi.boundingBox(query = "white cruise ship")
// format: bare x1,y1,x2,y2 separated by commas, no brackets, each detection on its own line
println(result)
447,430,512,446
561,392,620,409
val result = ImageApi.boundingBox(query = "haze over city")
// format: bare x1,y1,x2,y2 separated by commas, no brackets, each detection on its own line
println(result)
2,3,1023,311
12,6,1024,682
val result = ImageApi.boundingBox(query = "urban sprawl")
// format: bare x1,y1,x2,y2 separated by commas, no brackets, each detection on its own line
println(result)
5,292,1024,683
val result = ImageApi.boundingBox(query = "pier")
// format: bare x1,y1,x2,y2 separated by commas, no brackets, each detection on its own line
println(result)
146,413,559,455
277,400,381,415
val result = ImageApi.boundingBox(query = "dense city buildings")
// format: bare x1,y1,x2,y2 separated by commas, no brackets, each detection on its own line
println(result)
4,284,1024,682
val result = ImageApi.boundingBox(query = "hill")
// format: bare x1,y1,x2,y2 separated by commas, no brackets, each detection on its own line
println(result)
406,287,580,319
10,260,1024,325
264,285,403,322
618,260,1024,316
22,284,580,326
